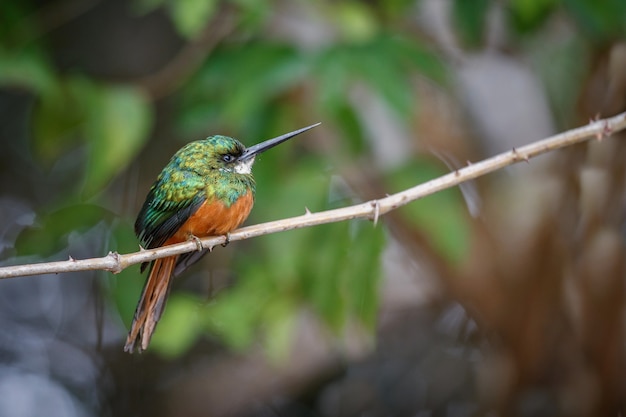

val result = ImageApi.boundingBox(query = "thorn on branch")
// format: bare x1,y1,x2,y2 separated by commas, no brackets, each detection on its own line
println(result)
304,207,311,215
596,120,613,141
68,255,75,262
370,200,381,226
512,147,529,163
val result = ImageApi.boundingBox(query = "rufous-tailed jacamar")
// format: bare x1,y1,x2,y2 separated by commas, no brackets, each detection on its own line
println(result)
125,123,320,353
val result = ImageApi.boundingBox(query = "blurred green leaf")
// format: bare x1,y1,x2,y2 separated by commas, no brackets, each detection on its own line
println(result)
14,204,116,257
383,36,448,85
385,159,470,264
380,0,418,18
0,49,57,94
332,2,378,42
508,0,557,33
32,77,89,163
318,43,397,112
83,84,152,197
230,0,272,29
452,0,489,48
564,0,626,40
314,35,446,127
532,37,589,128
260,297,298,362
169,0,218,38
203,219,384,356
203,283,265,350
301,219,385,330
152,294,203,357
329,102,367,155
178,44,305,134
0,2,37,46
344,222,385,327
302,222,352,329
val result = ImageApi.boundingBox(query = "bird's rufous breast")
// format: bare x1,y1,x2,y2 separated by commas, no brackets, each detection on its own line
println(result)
165,191,254,244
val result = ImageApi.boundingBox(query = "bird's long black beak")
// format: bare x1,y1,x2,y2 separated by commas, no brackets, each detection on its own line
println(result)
239,123,321,162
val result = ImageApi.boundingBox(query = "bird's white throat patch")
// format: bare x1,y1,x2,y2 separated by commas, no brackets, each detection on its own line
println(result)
234,157,255,174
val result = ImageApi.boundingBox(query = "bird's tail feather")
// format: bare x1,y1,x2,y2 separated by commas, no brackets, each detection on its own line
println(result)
124,255,177,353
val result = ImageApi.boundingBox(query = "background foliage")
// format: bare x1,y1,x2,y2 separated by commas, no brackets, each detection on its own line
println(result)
0,0,625,416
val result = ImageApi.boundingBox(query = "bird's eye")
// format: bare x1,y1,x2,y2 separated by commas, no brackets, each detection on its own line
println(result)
222,154,234,163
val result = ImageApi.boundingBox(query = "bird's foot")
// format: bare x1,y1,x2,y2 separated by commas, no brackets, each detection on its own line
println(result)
188,234,204,252
221,233,231,247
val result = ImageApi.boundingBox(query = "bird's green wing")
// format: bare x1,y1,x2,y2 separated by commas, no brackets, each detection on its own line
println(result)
134,171,206,250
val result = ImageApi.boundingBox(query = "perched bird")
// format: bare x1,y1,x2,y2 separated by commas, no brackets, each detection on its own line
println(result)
125,123,320,353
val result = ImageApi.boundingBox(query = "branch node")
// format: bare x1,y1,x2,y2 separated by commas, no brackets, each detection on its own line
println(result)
221,233,231,248
107,251,123,274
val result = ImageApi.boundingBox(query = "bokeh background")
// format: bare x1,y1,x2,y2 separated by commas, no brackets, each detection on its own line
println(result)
1,0,626,416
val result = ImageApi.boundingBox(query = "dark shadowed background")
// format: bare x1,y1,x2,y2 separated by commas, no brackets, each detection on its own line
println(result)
1,0,625,416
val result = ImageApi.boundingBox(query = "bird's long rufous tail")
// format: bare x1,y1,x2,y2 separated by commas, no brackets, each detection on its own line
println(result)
124,255,178,353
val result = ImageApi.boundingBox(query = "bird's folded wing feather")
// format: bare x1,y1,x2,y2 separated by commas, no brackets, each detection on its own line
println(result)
134,172,206,250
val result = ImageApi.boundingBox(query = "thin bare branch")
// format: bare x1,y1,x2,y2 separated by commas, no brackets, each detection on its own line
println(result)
1,112,625,279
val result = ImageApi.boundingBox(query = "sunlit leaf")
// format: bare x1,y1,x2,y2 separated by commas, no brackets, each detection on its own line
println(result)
151,294,203,357
332,2,378,42
169,0,218,38
83,85,152,197
203,285,264,350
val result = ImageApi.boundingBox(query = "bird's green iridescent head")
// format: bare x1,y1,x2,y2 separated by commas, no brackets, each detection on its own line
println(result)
173,135,255,177
168,123,322,178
